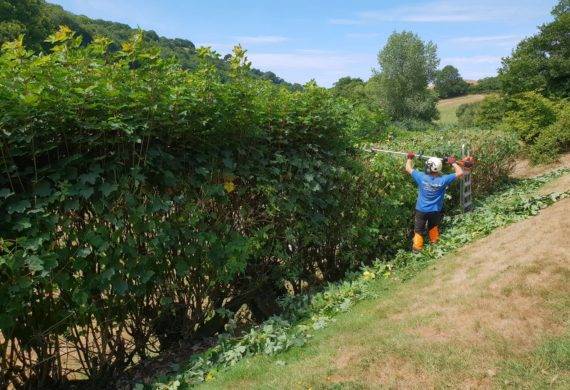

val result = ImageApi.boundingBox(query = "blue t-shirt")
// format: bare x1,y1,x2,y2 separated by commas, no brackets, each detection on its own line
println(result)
411,170,457,212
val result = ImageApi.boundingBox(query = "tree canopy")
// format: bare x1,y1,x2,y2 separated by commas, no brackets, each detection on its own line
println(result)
469,76,501,94
375,31,440,121
332,77,367,104
434,65,469,99
499,0,569,98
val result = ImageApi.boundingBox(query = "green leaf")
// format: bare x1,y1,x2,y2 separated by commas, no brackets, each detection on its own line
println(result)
7,200,31,214
101,267,116,281
14,218,32,232
77,247,93,258
34,181,53,197
0,188,14,199
112,277,129,295
26,255,44,272
0,314,15,331
79,172,99,185
100,182,118,197
141,270,155,283
79,187,94,199
73,290,89,306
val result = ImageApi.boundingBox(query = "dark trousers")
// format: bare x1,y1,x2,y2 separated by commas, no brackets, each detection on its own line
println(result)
414,210,443,234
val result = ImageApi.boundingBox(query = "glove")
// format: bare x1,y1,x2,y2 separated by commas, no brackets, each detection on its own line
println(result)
407,152,415,160
446,156,457,165
462,156,475,168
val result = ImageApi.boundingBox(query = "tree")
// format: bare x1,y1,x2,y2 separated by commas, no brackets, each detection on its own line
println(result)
499,0,570,98
552,0,569,16
332,77,367,103
0,0,295,87
0,0,43,49
375,31,440,121
434,65,469,98
469,76,501,94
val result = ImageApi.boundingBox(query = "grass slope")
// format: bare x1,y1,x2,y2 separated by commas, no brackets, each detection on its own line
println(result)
436,94,487,125
187,171,570,389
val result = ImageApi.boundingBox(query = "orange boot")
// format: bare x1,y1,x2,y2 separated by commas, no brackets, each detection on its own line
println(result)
412,233,424,252
428,226,439,244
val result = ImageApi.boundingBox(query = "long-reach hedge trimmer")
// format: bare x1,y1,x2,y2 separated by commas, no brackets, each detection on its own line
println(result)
364,145,476,212
364,146,475,168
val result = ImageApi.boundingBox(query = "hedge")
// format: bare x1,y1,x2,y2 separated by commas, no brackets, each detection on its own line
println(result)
0,27,519,387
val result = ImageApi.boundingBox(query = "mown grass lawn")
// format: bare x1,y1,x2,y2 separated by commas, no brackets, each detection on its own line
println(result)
436,94,487,125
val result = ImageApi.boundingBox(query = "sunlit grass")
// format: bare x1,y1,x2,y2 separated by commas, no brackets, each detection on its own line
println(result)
436,94,487,124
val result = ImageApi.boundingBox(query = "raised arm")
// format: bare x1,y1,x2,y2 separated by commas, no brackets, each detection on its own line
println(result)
405,152,415,174
447,156,464,178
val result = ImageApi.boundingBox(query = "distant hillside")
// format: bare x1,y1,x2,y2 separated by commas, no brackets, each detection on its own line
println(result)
0,0,300,88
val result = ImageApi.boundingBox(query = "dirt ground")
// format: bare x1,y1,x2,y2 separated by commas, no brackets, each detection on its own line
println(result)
512,152,570,179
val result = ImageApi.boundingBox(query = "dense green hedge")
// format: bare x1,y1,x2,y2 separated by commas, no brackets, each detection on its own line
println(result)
0,28,404,387
0,28,519,388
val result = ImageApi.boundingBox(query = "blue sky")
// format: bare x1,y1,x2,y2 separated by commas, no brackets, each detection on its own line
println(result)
48,0,557,87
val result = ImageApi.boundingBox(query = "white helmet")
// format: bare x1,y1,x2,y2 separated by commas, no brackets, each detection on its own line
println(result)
425,157,443,174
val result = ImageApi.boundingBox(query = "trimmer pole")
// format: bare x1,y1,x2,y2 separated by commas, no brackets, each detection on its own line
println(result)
365,146,436,160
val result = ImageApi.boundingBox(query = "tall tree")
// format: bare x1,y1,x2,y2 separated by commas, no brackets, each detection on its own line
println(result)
375,31,440,121
434,65,469,98
499,0,570,98
332,77,367,103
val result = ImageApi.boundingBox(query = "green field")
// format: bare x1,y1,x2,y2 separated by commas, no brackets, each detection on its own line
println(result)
437,94,487,124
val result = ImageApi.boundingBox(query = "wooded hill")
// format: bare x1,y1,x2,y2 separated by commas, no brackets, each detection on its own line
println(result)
0,0,301,88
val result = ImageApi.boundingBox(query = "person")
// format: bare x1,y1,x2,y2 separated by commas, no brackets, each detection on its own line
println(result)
405,152,463,252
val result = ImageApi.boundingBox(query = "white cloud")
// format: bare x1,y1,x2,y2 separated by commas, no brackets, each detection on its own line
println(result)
247,51,376,86
233,35,289,45
448,35,521,45
443,55,503,64
442,56,504,80
248,52,357,71
353,1,543,23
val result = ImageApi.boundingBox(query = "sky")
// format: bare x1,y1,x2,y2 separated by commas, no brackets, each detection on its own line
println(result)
48,0,558,87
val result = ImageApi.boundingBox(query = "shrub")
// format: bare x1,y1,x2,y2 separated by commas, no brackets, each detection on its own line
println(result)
458,92,568,165
468,76,501,94
456,102,480,127
345,102,389,142
378,128,519,196
0,28,520,388
504,92,558,144
473,94,507,128
456,95,507,129
0,27,415,387
529,102,570,164
0,29,370,387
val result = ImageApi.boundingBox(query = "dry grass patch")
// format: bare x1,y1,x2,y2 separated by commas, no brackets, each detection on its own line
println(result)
512,152,570,179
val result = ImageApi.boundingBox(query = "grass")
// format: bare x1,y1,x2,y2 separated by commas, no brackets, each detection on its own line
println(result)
198,267,480,389
496,333,570,389
190,172,570,389
436,94,487,125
